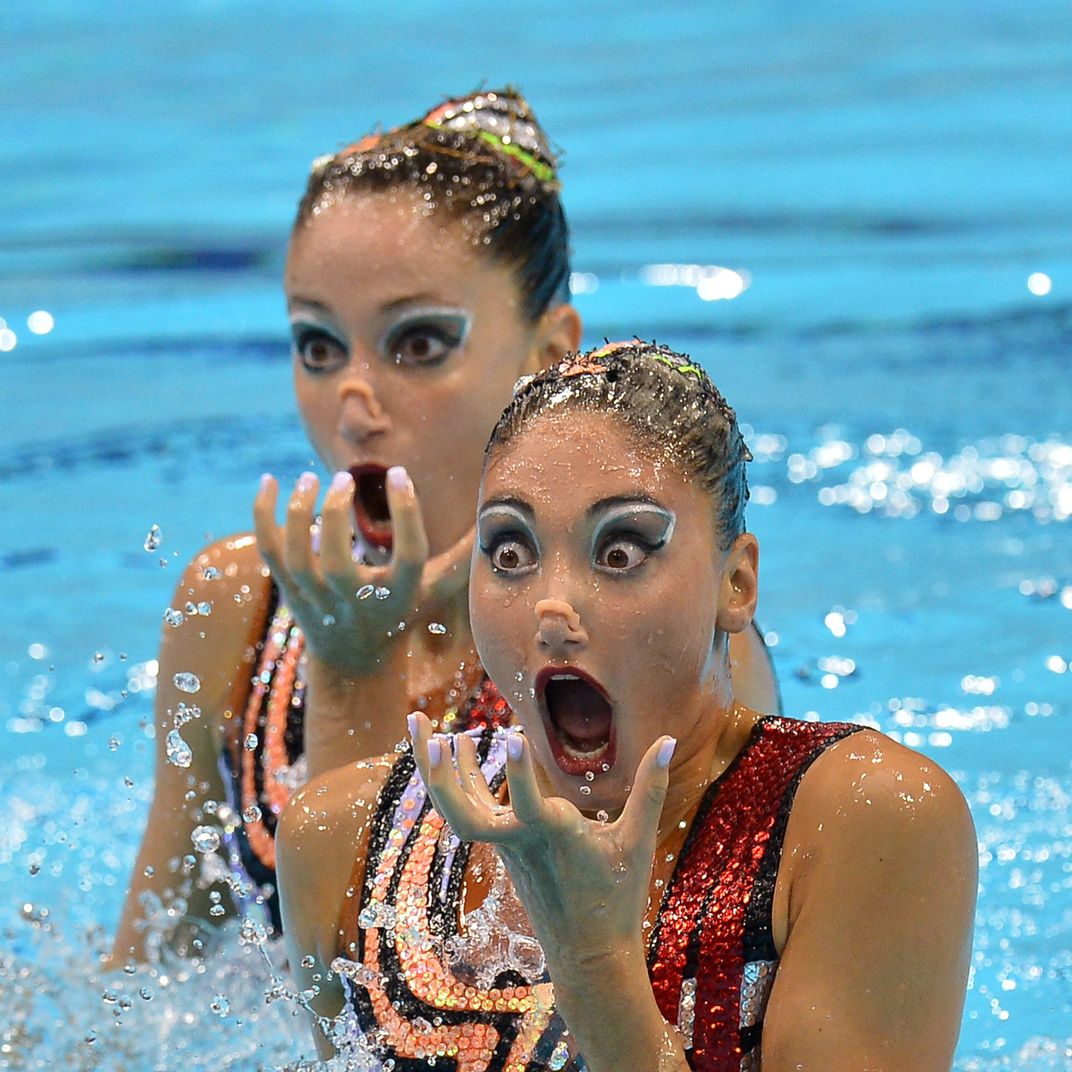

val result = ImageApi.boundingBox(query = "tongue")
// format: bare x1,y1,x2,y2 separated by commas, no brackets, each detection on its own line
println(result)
547,679,612,750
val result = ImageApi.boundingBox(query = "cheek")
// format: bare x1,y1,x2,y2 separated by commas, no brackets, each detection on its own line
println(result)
470,571,534,704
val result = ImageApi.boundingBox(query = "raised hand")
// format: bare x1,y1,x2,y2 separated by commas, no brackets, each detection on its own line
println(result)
408,712,676,971
253,468,473,677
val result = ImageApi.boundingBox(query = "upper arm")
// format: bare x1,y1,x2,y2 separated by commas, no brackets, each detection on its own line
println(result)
277,759,392,1060
110,535,271,964
762,733,977,1071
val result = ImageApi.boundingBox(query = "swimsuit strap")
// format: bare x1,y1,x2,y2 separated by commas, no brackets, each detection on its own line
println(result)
648,716,864,1070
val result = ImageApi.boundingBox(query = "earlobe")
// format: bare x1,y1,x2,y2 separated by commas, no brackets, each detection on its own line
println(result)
716,534,759,634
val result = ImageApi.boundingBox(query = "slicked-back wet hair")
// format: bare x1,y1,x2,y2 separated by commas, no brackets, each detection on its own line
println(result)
486,341,752,548
294,89,570,323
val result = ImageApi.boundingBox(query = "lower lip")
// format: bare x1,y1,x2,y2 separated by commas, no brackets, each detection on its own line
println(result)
543,724,618,779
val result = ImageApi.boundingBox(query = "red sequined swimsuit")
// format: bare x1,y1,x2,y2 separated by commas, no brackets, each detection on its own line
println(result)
339,716,863,1071
219,585,510,933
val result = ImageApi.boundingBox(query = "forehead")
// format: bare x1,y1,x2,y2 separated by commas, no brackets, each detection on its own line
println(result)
285,193,511,307
483,410,711,521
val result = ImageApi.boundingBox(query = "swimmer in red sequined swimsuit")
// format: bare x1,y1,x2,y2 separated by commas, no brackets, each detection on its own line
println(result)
281,343,976,1071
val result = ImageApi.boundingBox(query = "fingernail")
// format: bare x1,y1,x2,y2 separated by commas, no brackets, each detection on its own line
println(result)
656,737,677,769
406,712,419,739
427,738,442,768
507,733,524,762
297,471,317,492
386,465,410,492
330,470,353,494
259,473,273,492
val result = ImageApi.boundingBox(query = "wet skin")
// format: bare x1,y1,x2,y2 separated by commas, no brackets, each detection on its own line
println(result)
109,193,580,966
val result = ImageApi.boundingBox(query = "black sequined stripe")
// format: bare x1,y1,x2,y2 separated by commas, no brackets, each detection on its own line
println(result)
741,722,866,963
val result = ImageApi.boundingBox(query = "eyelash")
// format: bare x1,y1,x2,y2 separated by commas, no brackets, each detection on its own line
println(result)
481,533,538,575
383,318,467,368
293,326,347,373
595,532,662,572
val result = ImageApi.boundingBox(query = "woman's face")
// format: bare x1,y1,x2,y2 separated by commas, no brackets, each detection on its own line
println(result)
284,193,556,557
471,409,750,816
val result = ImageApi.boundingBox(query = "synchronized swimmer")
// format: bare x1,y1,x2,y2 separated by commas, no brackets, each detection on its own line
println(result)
108,88,972,1072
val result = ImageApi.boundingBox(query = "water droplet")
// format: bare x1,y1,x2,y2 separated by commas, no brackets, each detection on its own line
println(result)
143,524,162,552
209,994,231,1017
139,986,153,1000
101,988,119,1004
356,584,375,600
239,917,268,945
84,1031,97,1044
578,785,591,796
427,622,447,635
202,566,221,580
165,730,192,768
108,736,121,751
322,614,336,627
584,770,594,782
191,825,221,854
600,762,610,772
163,607,185,627
374,586,391,600
197,601,212,615
301,954,315,968
244,733,258,751
243,803,262,823
173,672,201,694
209,904,226,917
596,809,609,823
184,602,199,616
29,861,40,875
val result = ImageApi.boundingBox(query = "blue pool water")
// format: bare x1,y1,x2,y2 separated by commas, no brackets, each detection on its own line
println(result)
2,2,1071,1067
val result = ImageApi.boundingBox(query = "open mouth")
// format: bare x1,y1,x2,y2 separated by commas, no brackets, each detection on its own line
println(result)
535,666,617,778
349,464,393,552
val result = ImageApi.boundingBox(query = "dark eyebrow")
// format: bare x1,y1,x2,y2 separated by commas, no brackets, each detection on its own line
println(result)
380,293,453,313
479,496,534,516
587,494,663,517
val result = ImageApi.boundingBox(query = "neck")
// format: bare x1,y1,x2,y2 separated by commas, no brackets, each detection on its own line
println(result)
656,693,759,852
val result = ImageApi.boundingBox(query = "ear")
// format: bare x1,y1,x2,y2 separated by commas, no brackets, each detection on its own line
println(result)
523,302,583,374
716,533,759,634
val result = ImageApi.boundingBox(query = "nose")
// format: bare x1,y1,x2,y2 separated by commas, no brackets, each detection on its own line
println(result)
535,598,588,652
337,373,389,444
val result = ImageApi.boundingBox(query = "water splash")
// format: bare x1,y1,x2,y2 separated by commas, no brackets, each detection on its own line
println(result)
173,673,201,695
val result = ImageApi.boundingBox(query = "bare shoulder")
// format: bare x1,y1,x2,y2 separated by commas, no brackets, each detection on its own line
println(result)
794,727,973,840
764,726,977,1068
276,752,398,915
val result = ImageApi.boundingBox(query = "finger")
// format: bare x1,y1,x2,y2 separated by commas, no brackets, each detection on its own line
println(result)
454,732,499,810
319,471,360,592
253,474,285,573
503,732,547,826
284,472,321,592
616,736,676,852
407,714,499,842
384,467,428,600
421,525,475,605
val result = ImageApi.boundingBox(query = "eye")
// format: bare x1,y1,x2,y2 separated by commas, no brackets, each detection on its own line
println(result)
384,317,467,368
293,327,347,373
485,536,537,575
595,535,651,572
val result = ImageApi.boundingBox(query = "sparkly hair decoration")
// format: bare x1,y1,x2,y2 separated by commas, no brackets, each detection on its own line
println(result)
489,340,752,547
311,88,559,188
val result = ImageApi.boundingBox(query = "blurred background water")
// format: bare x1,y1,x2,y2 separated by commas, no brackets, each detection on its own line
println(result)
2,1,1070,1068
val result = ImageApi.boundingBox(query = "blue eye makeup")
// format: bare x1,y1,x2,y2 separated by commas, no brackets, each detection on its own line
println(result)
291,321,348,374
591,502,676,574
478,503,539,576
380,309,471,369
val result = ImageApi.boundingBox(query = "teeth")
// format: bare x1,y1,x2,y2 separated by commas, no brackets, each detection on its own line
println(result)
549,673,580,682
560,737,608,760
